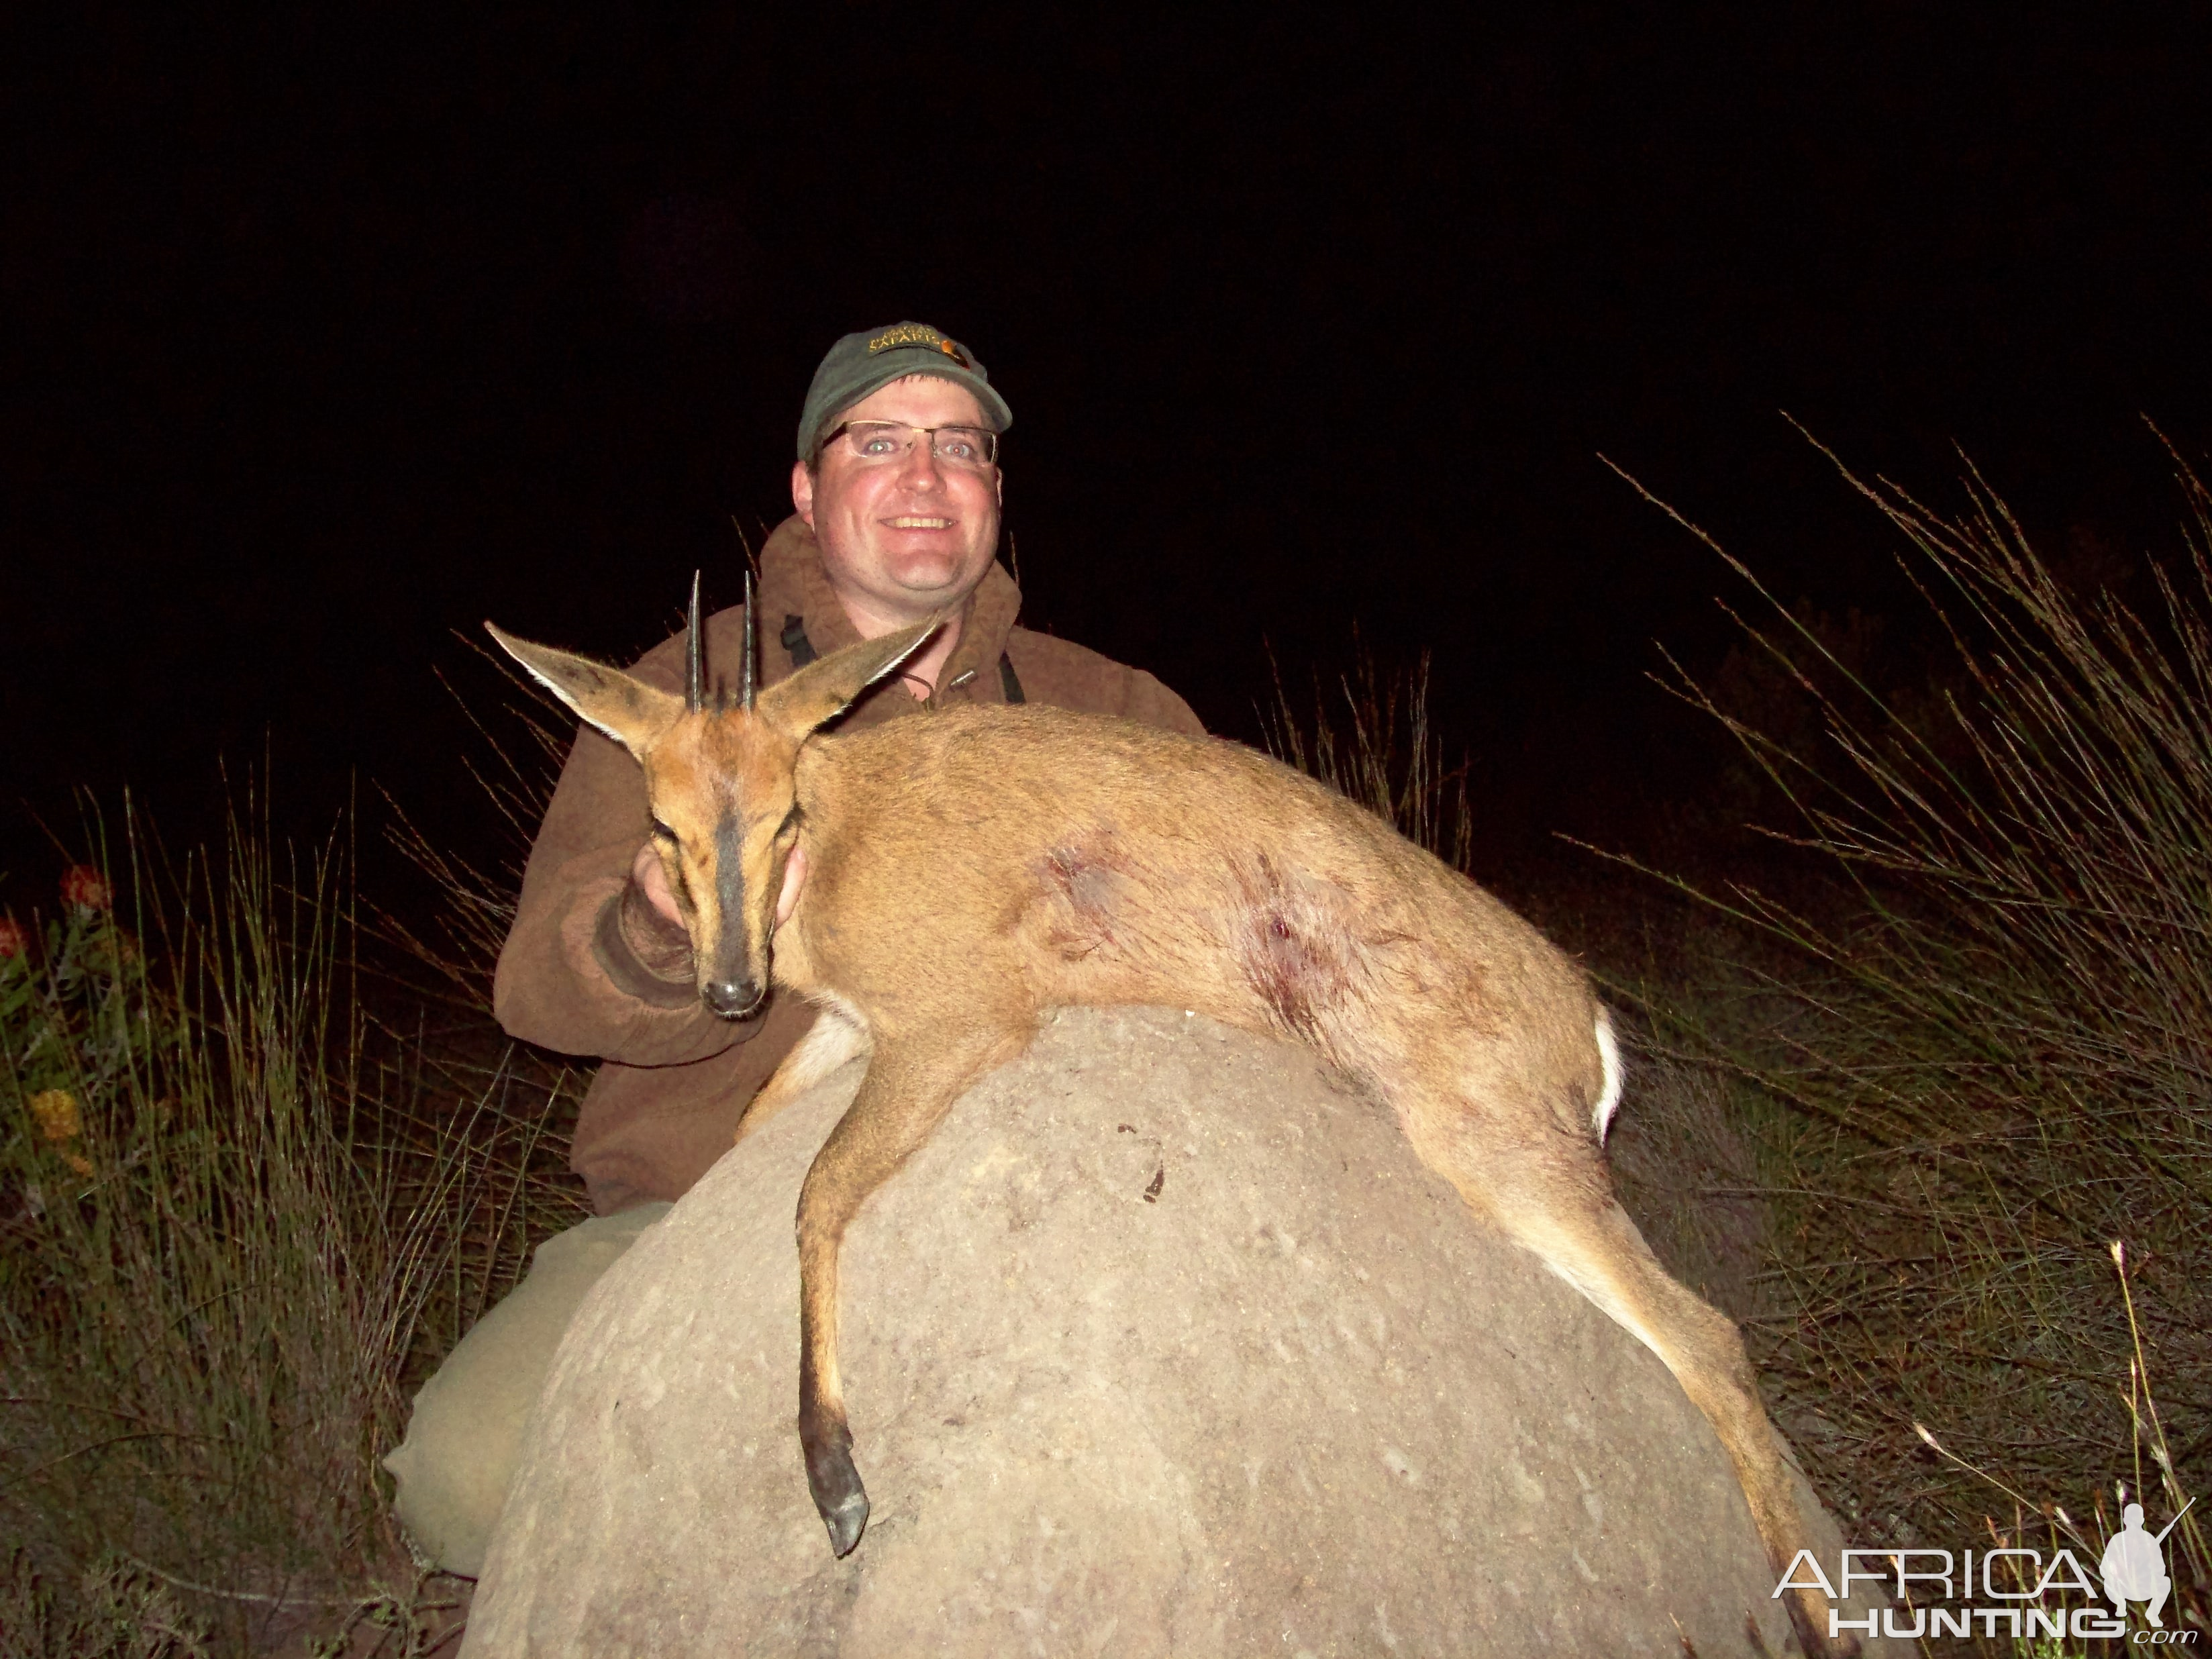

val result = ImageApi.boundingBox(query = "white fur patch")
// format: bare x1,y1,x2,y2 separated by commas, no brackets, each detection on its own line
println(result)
1592,1010,1623,1142
789,993,871,1083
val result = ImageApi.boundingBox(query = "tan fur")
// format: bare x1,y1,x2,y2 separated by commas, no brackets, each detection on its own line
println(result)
735,994,867,1143
487,617,1853,1658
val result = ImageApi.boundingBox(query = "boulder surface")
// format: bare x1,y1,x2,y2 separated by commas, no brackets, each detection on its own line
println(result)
464,1007,1893,1656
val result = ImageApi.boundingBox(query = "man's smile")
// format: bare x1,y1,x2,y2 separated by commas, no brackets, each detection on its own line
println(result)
883,515,954,530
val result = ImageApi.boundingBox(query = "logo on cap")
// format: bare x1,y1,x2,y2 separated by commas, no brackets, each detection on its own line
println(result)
866,323,971,367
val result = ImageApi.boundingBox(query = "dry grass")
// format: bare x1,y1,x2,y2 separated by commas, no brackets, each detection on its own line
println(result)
1603,432,2212,1647
1262,644,1472,871
0,800,582,1655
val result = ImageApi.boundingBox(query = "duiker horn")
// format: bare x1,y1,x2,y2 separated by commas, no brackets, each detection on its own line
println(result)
740,567,756,711
685,570,705,715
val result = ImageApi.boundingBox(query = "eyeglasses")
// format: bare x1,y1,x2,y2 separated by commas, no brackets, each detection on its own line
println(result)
819,419,1000,470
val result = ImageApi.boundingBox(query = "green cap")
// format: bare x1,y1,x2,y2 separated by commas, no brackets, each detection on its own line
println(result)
796,321,1013,461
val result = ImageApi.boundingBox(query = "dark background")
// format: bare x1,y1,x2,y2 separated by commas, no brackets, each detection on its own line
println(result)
7,9,2210,911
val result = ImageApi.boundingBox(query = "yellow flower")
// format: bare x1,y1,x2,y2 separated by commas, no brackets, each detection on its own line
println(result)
28,1090,82,1142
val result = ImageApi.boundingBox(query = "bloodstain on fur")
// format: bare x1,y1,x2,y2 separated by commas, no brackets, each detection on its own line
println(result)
1234,852,1353,1045
1035,838,1127,962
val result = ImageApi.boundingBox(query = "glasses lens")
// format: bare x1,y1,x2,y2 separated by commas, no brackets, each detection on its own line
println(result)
840,421,911,460
931,427,997,467
834,421,997,468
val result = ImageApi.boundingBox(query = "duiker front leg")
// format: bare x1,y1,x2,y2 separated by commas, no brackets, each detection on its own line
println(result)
795,1024,1031,1556
734,1002,870,1148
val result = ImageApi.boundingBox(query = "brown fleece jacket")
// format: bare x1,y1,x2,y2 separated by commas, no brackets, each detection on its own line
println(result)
493,515,1205,1212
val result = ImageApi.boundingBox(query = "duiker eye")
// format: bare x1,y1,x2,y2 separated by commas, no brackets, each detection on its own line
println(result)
649,819,679,844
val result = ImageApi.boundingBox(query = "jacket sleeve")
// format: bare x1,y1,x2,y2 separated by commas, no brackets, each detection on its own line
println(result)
1113,666,1207,739
493,714,755,1067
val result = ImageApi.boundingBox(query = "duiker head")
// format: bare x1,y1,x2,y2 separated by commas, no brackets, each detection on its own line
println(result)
487,574,937,1017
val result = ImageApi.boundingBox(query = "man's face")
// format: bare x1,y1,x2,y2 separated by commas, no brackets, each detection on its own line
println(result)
791,374,1003,630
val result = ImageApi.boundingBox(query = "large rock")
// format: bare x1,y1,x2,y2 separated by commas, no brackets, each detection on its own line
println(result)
465,1008,1893,1656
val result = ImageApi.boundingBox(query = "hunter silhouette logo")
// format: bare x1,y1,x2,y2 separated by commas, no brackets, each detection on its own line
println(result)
2104,1499,2194,1628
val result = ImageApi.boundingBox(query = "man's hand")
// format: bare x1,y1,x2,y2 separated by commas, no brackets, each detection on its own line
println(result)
630,840,684,926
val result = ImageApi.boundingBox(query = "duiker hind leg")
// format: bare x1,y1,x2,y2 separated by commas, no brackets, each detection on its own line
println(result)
795,1023,1032,1556
1414,1119,1854,1659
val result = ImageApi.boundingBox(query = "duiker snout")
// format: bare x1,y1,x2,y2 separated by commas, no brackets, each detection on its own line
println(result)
699,876,770,1021
701,971,764,1019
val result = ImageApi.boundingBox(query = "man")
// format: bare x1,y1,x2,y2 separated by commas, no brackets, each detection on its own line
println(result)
2102,1502,2175,1627
383,321,1204,1574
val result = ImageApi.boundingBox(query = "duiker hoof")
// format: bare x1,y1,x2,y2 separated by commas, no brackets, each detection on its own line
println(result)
805,1436,870,1556
817,1486,868,1558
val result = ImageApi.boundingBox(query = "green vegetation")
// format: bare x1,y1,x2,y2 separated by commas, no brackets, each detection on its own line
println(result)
0,811,583,1654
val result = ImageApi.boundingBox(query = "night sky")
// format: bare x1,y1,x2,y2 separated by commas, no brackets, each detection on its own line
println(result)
8,11,2210,908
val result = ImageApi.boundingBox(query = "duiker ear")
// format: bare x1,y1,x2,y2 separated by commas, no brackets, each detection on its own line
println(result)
485,623,684,755
756,617,944,736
